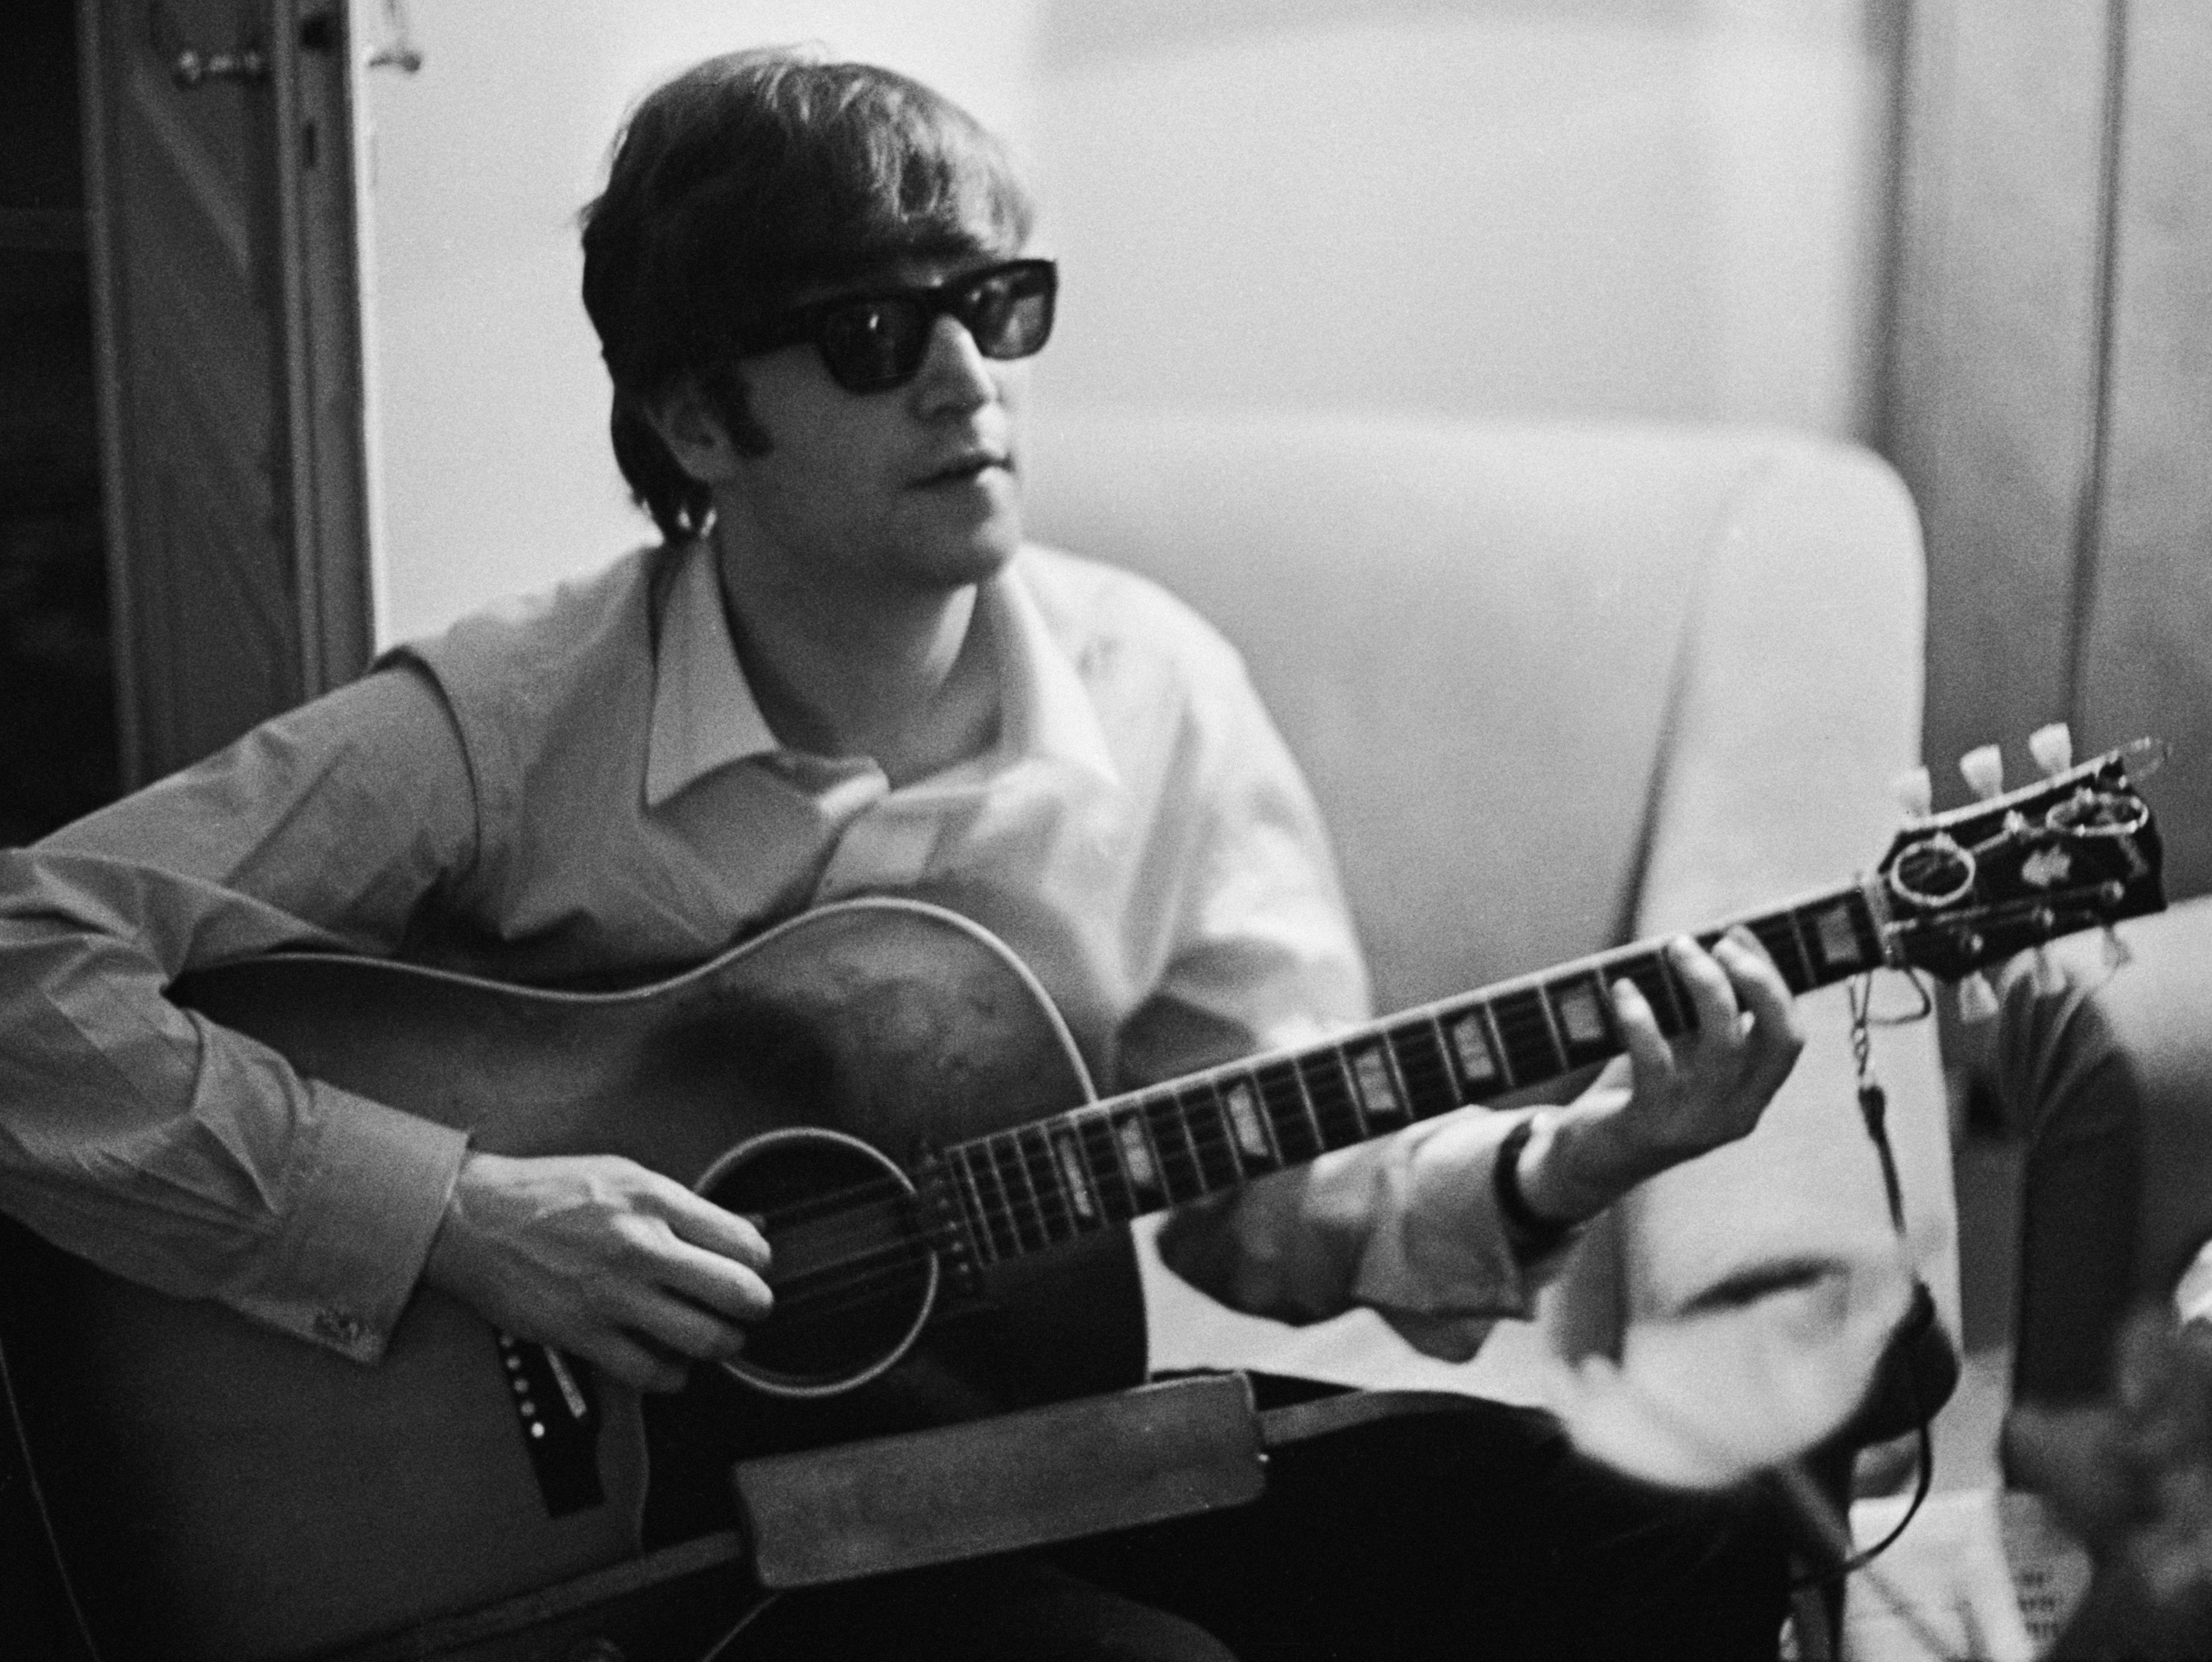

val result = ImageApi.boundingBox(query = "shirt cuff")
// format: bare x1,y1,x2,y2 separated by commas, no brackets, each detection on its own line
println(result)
1347,1109,1555,1358
228,1082,469,1364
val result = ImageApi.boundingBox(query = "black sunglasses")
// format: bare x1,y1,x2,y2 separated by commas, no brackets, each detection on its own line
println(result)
734,258,1058,394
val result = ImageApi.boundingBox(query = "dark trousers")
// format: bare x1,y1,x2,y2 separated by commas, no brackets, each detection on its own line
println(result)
729,1379,1791,1662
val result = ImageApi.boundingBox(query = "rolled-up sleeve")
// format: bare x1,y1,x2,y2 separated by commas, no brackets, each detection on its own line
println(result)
1130,649,1541,1360
0,668,479,1362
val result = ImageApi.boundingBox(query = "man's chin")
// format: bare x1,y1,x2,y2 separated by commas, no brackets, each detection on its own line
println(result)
917,519,1022,590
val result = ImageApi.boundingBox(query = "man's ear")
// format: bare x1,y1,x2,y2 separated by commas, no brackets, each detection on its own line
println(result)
642,378,742,485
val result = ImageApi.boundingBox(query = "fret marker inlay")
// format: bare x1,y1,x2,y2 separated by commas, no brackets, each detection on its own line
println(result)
1448,1013,1498,1085
1052,1130,1097,1221
1554,981,1608,1046
1815,905,1862,968
1115,1113,1159,1192
1349,1044,1403,1120
1222,1079,1272,1161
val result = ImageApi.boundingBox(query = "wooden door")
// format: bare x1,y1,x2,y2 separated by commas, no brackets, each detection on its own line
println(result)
78,0,371,786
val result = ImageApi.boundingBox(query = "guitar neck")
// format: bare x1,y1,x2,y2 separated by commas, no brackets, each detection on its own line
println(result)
933,880,1886,1268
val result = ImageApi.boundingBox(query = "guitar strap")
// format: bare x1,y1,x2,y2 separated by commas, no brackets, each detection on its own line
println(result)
731,1373,1483,1590
1837,972,1959,1449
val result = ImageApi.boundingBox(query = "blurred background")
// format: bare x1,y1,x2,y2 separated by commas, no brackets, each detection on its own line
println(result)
8,0,2207,902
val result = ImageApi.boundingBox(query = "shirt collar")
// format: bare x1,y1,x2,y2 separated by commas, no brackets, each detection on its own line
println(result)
645,540,1123,809
644,542,779,807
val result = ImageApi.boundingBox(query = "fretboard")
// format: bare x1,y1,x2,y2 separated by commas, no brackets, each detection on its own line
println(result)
934,880,1886,1269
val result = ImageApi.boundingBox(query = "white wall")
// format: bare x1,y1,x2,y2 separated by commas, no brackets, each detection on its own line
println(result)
353,0,1887,644
1026,0,1887,434
352,0,1042,644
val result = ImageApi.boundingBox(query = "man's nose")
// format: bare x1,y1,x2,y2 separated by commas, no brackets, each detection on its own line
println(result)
910,314,997,414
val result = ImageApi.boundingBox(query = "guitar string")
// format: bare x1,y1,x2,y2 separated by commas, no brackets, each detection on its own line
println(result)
732,1092,1200,1231
746,937,1849,1318
741,1075,1460,1278
739,1098,1279,1237
732,945,1729,1243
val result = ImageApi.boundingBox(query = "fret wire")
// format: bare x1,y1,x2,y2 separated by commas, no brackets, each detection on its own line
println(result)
1177,1081,1243,1189
1777,907,1821,992
1845,890,1883,973
1111,1101,1170,1207
1077,1108,1138,1222
1490,990,1562,1085
1062,1109,1115,1228
1478,1001,1516,1089
1744,915,1808,996
1611,949,1685,1039
1386,1019,1457,1118
1641,946,1688,1034
946,1145,1004,1264
1255,1060,1322,1162
1425,1009,1480,1104
990,1134,1049,1253
1140,1090,1205,1202
1659,949,1701,1034
1532,982,1571,1070
950,1130,1087,1254
1018,1124,1074,1241
1296,1049,1363,1149
965,1140,1024,1260
1331,1043,1376,1140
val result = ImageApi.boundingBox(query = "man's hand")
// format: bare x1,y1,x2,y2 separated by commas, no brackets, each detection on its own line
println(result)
423,1152,773,1393
1515,929,1804,1226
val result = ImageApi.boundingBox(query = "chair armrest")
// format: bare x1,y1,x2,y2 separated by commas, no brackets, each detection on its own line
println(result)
1987,895,2212,1402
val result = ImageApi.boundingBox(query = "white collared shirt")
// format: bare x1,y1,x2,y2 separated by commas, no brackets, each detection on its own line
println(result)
0,539,1534,1366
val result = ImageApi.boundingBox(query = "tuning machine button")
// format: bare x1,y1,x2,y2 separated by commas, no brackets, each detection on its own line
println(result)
1955,971,2000,1022
1891,766,1933,820
2028,723,2075,778
1959,745,2005,801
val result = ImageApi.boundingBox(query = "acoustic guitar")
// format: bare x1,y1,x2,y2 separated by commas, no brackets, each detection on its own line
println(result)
0,739,2165,1660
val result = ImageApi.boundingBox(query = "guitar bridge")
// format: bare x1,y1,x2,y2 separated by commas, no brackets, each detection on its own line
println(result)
496,1331,606,1517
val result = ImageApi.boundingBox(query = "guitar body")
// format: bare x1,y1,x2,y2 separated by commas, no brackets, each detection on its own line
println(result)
1,899,1143,1661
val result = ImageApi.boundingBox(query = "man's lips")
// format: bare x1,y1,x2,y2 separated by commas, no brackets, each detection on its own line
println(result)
910,450,1012,488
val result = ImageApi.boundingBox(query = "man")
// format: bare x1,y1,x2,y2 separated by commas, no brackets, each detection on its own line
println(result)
0,49,1805,1660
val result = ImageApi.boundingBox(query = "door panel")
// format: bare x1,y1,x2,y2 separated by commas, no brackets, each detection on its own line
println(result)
80,0,369,786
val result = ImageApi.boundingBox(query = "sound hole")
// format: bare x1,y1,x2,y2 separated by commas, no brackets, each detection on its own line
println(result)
697,1130,937,1397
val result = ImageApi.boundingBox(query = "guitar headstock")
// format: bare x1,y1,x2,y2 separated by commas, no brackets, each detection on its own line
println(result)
1877,733,2167,982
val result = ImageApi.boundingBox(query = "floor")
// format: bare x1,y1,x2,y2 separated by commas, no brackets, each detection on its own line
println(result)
1925,1136,2023,1494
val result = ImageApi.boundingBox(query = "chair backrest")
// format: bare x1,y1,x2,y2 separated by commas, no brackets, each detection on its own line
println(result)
1024,408,1925,1011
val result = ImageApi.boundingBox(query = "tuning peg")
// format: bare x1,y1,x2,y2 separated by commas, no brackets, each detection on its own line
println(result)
2031,946,2065,995
1955,970,2000,1022
1959,745,2004,801
2028,723,2074,778
1891,766,1933,820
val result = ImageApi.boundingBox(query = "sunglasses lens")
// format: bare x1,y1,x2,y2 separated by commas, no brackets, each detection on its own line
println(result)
958,266,1056,361
803,262,1056,391
816,298,933,392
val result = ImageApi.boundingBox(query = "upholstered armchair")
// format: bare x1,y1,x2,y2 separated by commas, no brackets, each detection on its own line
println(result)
1023,408,1961,1415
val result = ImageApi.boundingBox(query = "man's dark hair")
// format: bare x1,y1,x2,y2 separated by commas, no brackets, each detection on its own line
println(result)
580,48,1036,544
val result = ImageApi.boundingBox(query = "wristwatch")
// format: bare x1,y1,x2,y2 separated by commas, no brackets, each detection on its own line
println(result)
1493,1115,1577,1256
